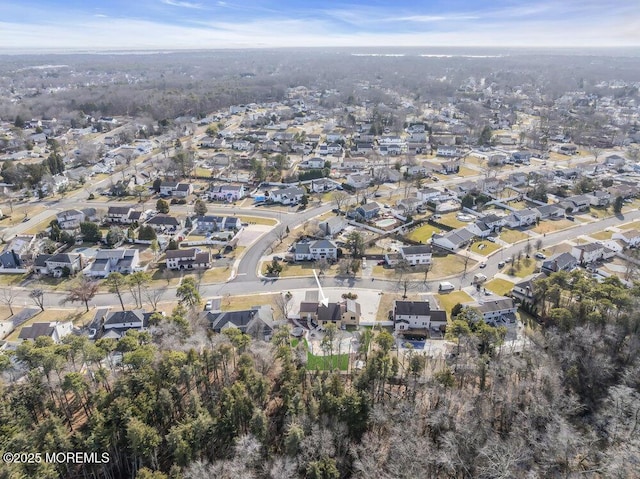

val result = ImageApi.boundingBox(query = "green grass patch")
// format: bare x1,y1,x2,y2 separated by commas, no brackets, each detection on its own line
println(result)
435,291,474,318
238,215,278,226
439,212,467,229
469,241,501,256
499,229,530,244
406,224,442,243
306,351,349,371
484,278,515,296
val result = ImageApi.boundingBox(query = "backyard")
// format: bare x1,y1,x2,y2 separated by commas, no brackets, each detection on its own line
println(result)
406,223,442,243
439,212,468,229
484,278,515,296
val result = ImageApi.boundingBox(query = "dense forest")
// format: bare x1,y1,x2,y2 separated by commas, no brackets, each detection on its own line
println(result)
1,270,639,479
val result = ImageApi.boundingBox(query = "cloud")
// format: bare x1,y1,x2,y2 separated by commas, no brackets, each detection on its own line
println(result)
160,0,204,9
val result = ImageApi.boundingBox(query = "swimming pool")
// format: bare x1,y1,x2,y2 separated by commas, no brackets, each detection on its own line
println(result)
376,218,398,228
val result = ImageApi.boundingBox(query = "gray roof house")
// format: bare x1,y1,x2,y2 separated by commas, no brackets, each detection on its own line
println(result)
206,305,274,341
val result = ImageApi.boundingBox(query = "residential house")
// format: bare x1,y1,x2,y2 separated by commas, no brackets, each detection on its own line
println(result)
159,181,179,196
294,240,338,261
341,157,368,170
442,160,461,174
511,151,532,164
85,249,140,278
535,204,565,219
270,186,305,205
106,206,143,225
200,136,218,148
541,252,577,275
309,178,340,193
345,173,372,189
571,242,612,265
512,273,546,306
471,297,518,321
397,197,423,214
561,195,591,212
194,215,242,233
588,190,611,207
298,300,361,329
18,321,73,343
173,183,193,198
509,172,529,186
146,214,182,233
407,165,430,177
299,157,325,169
354,142,374,154
56,209,85,229
417,187,443,202
612,229,640,248
431,227,475,251
33,253,82,277
166,248,211,271
436,146,459,157
375,168,402,183
504,208,540,228
399,245,432,265
232,140,252,151
0,235,36,271
604,154,626,168
356,202,381,220
319,216,347,237
206,305,274,341
393,300,447,333
327,143,342,155
477,213,506,231
207,184,246,201
466,220,493,238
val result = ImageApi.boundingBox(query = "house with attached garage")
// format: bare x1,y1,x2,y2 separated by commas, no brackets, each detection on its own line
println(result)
436,146,459,157
94,309,159,340
309,178,340,193
541,252,577,275
417,187,444,202
469,297,518,322
194,215,241,233
165,248,211,271
34,253,83,277
431,227,475,251
85,249,140,278
393,300,447,333
145,214,182,233
560,195,591,212
0,235,36,272
207,184,246,201
612,229,640,248
298,298,361,329
173,183,193,198
105,206,143,225
466,220,493,238
18,321,73,343
299,157,325,169
159,181,179,196
269,186,305,205
570,242,615,265
504,208,541,228
206,305,274,341
535,204,565,220
294,239,338,261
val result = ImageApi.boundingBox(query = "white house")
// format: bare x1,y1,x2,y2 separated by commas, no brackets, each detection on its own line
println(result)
85,249,140,278
319,216,347,237
18,321,73,343
393,300,447,332
34,253,83,277
570,242,615,264
166,248,211,271
294,240,337,261
470,297,518,321
106,206,143,225
208,184,246,201
436,146,459,157
612,229,640,248
299,157,325,169
159,181,179,196
588,191,611,207
56,209,85,230
345,173,372,189
504,208,540,228
194,215,242,233
270,186,305,205
309,178,340,193
173,183,193,198
399,245,432,265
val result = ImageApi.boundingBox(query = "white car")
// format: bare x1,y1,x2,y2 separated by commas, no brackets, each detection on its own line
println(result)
534,252,546,260
204,300,213,311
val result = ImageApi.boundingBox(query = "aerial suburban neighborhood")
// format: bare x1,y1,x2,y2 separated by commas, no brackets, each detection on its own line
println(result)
1,45,640,478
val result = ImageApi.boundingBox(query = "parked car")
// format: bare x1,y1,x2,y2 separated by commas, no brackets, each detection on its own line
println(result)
505,256,513,263
479,262,487,268
204,300,213,311
498,261,506,268
535,252,546,259
487,236,497,242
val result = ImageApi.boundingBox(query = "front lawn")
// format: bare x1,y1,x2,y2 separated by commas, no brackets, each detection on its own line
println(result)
238,215,278,226
470,241,501,256
499,229,530,244
532,219,574,234
484,278,515,296
406,224,442,243
590,230,613,241
262,261,340,278
220,293,280,311
430,254,475,278
505,258,537,278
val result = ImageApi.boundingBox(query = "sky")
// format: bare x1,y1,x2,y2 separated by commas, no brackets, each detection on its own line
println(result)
0,0,639,52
